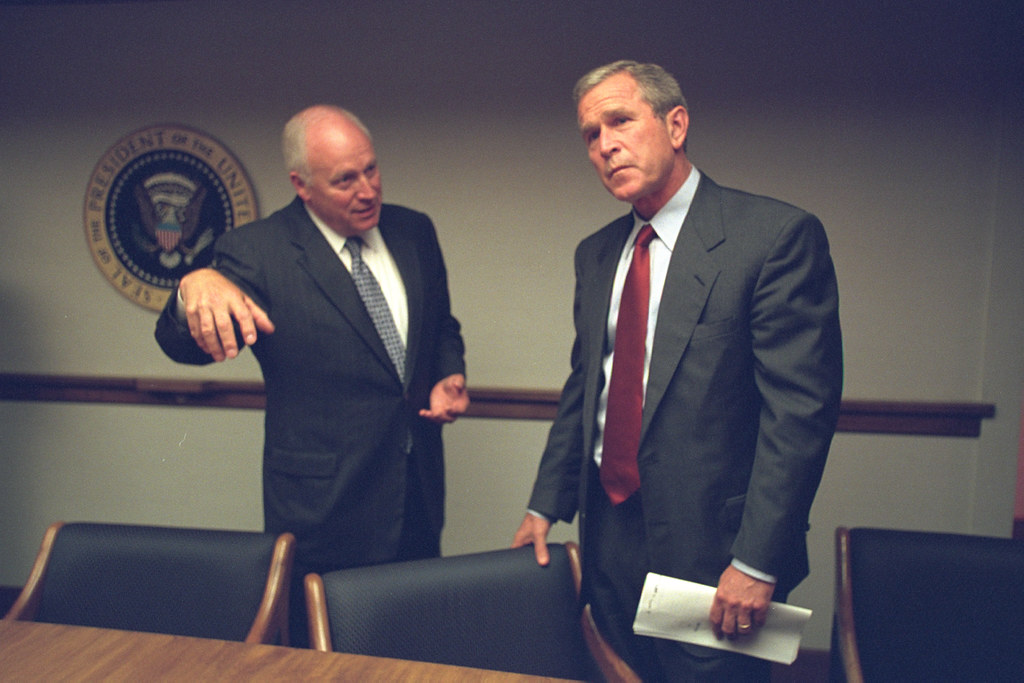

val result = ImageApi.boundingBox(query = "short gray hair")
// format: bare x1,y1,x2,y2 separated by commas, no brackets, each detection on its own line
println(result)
281,105,372,181
573,60,688,118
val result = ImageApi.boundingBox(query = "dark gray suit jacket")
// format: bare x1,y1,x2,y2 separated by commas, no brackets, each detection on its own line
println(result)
528,174,842,594
156,197,466,570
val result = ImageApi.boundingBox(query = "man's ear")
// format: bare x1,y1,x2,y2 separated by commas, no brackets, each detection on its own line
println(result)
289,171,309,200
665,105,689,152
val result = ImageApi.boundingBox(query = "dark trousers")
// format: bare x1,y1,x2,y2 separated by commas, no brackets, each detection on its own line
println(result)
286,457,440,648
583,465,771,682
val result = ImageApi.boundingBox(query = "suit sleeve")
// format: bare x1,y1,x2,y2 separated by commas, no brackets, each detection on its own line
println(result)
154,230,264,366
731,212,843,580
423,220,467,383
154,289,212,365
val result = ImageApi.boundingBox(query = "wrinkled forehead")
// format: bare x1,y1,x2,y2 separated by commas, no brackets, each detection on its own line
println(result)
577,74,652,128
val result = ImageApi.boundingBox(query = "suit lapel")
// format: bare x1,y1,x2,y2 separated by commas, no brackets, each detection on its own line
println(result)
286,201,402,384
642,177,724,435
581,216,634,455
380,222,420,389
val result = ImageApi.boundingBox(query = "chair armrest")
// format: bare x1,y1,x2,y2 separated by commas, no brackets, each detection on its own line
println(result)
245,532,295,645
834,526,864,683
581,603,641,683
304,573,332,652
3,522,64,622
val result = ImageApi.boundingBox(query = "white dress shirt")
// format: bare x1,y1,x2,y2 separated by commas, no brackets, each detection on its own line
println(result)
306,205,409,347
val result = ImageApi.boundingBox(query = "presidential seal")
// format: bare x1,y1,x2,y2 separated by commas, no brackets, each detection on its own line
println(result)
84,124,259,311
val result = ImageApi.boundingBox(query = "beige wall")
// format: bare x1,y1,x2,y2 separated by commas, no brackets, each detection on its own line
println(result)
1,1,1021,649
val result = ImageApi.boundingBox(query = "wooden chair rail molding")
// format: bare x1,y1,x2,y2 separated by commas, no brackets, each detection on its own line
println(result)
0,372,996,437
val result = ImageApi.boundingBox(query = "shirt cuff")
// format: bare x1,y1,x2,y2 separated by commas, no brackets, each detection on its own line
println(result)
731,558,777,584
174,289,187,324
526,509,554,523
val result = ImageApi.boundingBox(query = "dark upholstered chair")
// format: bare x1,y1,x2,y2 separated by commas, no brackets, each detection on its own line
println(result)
306,542,638,681
3,521,295,644
831,526,1024,682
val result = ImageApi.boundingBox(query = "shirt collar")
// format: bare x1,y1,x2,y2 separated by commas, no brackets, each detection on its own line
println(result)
303,203,384,254
632,167,701,251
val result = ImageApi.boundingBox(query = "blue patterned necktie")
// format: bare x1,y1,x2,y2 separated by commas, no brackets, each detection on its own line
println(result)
344,237,406,382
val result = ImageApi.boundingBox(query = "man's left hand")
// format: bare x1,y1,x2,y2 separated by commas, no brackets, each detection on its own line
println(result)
419,374,469,423
709,564,775,639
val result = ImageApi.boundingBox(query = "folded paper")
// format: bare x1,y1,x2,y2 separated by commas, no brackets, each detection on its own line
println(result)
632,572,811,665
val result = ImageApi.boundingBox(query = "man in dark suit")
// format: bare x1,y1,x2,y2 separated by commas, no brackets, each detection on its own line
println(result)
513,61,842,680
156,105,468,643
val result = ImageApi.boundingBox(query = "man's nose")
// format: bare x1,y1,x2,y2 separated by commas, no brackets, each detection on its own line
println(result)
355,176,378,198
598,128,619,157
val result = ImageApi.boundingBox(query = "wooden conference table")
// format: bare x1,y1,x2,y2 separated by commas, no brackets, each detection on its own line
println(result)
0,620,578,681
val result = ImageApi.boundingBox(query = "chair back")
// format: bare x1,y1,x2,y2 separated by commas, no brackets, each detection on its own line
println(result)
4,522,294,644
833,526,1024,682
306,543,590,679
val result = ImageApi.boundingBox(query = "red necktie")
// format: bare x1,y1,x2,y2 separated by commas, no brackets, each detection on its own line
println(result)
601,224,655,505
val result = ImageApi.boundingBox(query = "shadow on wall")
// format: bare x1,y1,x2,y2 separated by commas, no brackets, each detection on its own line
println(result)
0,281,49,584
0,280,45,370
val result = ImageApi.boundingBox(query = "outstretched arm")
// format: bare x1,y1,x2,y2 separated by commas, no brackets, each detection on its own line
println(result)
177,268,275,361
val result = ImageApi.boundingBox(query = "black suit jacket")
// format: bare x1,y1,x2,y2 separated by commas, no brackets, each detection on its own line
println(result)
156,197,466,569
528,174,842,594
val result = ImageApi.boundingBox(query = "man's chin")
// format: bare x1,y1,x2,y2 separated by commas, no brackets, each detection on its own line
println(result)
351,212,381,231
605,183,641,204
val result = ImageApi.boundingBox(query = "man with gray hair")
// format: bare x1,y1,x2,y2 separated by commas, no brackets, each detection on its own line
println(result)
513,61,842,680
156,105,468,644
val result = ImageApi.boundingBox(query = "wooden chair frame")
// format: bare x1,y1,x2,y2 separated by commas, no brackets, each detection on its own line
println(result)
833,526,864,683
3,521,295,645
247,529,295,644
581,602,642,683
